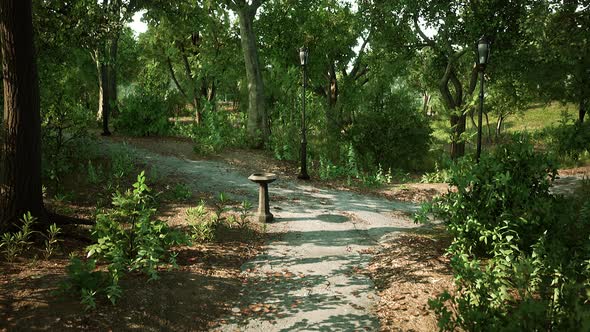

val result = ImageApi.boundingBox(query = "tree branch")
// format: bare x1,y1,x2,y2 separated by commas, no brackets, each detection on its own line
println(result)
350,33,371,78
439,61,456,109
449,69,463,107
167,57,189,99
413,16,435,47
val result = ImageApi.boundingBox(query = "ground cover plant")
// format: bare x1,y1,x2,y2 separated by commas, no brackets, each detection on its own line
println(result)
62,171,191,309
418,135,590,331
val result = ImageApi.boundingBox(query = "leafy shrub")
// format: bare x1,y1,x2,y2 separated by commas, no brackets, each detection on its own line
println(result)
62,257,111,310
86,160,104,185
115,87,171,136
418,135,590,331
348,89,431,171
65,172,189,309
89,171,189,279
236,200,253,228
171,110,247,154
170,183,192,202
542,113,590,162
41,103,94,193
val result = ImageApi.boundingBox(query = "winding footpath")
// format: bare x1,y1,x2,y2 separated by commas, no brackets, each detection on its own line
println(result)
103,140,435,331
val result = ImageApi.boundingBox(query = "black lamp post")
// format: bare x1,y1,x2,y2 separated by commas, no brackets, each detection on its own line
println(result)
298,47,310,180
476,36,490,162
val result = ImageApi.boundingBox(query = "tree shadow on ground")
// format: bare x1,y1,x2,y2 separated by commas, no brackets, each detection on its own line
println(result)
218,223,440,330
0,267,241,331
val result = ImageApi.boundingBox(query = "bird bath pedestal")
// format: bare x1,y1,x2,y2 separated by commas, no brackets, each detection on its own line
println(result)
248,173,277,223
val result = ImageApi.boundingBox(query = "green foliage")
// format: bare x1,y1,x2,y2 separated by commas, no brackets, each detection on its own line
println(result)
41,104,94,193
89,171,189,279
170,183,192,202
0,212,37,262
212,192,229,222
86,160,104,185
418,136,590,331
186,201,214,242
317,144,359,182
115,87,172,136
171,110,247,154
43,223,62,259
420,162,451,184
62,256,109,311
64,172,189,309
236,200,253,228
349,88,431,171
542,113,590,162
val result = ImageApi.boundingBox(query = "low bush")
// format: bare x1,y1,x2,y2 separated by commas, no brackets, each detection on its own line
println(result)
171,109,247,154
542,114,590,162
348,89,431,171
115,88,171,136
64,171,189,309
418,135,590,331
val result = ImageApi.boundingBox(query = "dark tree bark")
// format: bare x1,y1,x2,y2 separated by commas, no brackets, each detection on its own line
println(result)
167,56,188,100
108,36,119,117
0,0,45,230
438,54,477,160
96,49,111,136
328,62,338,108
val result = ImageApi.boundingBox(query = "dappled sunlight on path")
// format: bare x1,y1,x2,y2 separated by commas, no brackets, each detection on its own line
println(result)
101,140,433,331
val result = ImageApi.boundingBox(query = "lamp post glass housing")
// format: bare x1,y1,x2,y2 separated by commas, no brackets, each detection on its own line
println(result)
476,36,490,162
477,36,490,68
299,47,308,66
298,47,310,180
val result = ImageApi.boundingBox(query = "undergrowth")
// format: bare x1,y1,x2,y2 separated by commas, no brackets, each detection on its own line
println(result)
417,134,590,331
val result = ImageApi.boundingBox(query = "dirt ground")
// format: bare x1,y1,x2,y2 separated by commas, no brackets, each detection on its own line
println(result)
106,135,450,204
366,229,454,332
1,135,586,331
0,141,264,331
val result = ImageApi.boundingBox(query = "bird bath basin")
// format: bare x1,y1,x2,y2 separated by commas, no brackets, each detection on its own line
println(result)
248,173,277,223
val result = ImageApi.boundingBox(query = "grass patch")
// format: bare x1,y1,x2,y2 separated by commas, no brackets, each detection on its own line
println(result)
504,102,577,133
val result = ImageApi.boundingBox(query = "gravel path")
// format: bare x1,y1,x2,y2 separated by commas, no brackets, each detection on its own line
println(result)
102,141,430,331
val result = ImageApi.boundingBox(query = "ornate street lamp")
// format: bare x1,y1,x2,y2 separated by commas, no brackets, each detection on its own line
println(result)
298,47,310,180
476,36,490,162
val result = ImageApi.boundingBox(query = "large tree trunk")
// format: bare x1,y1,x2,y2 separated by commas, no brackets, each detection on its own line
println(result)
237,5,268,148
108,37,119,117
439,61,477,160
449,113,466,159
0,0,45,230
96,49,111,136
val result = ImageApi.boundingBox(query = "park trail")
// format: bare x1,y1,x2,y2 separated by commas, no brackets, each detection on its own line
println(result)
102,140,438,331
